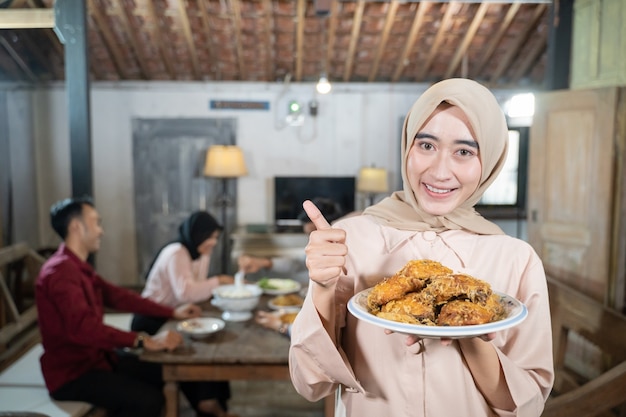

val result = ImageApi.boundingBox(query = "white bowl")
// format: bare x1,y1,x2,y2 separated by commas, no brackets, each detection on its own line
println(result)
177,317,225,339
211,284,262,322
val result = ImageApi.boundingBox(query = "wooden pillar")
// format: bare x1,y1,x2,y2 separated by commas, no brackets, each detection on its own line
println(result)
545,0,573,90
53,0,93,199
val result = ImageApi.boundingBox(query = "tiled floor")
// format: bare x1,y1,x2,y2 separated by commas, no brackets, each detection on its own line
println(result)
179,380,326,417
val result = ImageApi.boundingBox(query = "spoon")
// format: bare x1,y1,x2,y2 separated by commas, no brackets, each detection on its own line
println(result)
234,270,245,288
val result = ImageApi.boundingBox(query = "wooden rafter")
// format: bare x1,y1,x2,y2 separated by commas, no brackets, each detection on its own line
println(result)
416,2,457,80
368,0,398,82
473,3,521,77
392,2,429,82
0,35,37,81
490,3,547,83
175,0,200,79
197,0,215,79
110,0,150,79
143,0,174,79
510,33,547,83
89,0,128,79
261,0,274,81
324,0,339,78
445,2,488,79
343,0,364,82
13,29,59,79
294,0,306,81
227,0,246,80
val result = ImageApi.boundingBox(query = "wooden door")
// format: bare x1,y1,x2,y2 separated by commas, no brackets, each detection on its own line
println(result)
528,87,624,307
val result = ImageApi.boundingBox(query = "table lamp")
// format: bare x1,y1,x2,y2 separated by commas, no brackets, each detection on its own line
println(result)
357,166,388,207
204,145,248,272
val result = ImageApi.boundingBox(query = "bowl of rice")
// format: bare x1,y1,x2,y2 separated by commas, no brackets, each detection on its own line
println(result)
211,284,262,321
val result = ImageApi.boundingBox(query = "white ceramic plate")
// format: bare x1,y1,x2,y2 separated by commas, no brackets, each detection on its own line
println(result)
176,317,225,337
258,278,302,295
347,288,528,339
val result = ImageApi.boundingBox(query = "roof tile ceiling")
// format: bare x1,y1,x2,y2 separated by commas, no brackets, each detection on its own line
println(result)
0,0,551,89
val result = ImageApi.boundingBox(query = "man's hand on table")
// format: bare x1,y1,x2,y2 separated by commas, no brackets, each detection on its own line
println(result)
144,330,184,352
173,303,202,319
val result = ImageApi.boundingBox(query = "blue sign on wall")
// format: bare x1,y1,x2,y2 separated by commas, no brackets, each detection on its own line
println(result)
210,100,270,110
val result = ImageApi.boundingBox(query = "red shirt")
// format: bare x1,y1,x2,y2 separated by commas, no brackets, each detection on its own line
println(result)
35,244,174,393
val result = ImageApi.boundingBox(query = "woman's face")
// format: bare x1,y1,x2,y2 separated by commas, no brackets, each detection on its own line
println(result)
197,230,221,256
406,105,482,216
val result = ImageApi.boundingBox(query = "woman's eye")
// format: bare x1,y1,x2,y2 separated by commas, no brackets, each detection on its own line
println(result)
418,142,434,151
457,149,476,157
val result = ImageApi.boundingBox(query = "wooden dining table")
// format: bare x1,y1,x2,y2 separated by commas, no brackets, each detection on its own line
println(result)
140,295,333,417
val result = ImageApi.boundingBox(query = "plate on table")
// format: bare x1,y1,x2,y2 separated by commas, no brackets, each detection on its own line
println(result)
258,278,302,295
347,288,527,339
176,317,225,338
268,293,304,311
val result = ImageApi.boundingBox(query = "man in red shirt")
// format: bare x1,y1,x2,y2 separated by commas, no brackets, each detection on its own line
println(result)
36,196,202,417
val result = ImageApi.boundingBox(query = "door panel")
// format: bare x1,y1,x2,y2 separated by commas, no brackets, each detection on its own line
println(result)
528,87,617,302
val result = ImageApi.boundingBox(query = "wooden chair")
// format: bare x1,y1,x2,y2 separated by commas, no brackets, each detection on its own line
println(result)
0,243,46,371
542,277,626,417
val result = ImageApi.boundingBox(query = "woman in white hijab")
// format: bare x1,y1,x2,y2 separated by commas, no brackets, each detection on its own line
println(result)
289,78,554,417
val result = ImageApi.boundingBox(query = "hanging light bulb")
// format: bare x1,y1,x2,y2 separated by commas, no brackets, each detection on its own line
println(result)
316,74,332,94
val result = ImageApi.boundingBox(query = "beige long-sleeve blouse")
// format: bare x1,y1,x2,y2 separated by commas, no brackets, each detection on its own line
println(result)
289,215,554,417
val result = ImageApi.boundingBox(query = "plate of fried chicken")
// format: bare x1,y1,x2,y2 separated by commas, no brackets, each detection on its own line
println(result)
347,259,528,338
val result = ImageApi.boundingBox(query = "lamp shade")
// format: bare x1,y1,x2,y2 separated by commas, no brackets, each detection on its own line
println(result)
204,145,248,178
357,166,388,193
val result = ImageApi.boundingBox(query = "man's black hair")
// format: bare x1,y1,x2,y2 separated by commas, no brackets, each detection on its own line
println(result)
50,196,95,240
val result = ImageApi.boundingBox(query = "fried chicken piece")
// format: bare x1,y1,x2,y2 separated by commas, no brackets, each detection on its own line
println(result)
484,292,506,321
367,260,452,312
436,299,495,326
376,311,422,325
380,292,436,323
421,273,492,306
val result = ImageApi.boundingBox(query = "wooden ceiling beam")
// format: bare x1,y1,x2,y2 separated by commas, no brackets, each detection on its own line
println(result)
111,0,151,79
175,0,200,79
262,0,275,81
89,0,129,79
228,0,246,80
12,29,58,79
368,0,399,82
445,2,488,79
324,0,339,78
198,0,216,79
416,2,457,80
295,0,305,81
490,3,547,83
392,2,428,82
343,0,365,82
144,0,174,78
0,9,54,29
0,36,31,81
473,3,521,76
510,32,547,83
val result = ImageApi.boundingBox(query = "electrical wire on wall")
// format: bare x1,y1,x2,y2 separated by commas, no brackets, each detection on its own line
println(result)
274,73,293,131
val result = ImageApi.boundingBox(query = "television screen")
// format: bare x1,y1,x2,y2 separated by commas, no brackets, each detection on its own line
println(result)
274,176,356,227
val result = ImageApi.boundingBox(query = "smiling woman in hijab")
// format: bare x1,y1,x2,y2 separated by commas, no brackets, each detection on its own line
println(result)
132,210,235,417
289,79,554,417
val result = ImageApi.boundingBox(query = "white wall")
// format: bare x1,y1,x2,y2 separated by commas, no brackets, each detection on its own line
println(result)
5,80,525,285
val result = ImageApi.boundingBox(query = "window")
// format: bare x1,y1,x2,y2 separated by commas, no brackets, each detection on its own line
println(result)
477,127,528,213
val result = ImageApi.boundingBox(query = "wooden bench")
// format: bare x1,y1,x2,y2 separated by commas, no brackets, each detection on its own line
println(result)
0,243,45,369
0,314,131,417
542,277,626,417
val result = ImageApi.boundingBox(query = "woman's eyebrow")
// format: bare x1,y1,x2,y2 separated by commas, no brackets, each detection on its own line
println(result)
415,132,436,140
457,139,479,149
414,133,479,150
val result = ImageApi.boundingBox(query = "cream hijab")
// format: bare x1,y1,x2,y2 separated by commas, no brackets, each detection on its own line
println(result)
364,78,508,235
